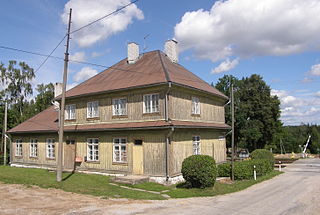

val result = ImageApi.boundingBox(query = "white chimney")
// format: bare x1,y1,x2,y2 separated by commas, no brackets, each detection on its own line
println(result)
164,39,178,63
54,82,62,98
127,42,139,64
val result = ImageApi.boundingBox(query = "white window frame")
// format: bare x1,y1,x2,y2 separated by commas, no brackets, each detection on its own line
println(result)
112,98,127,116
113,138,127,163
87,101,99,118
192,136,201,155
29,139,38,158
87,138,99,161
143,94,159,114
15,139,22,157
65,104,76,120
192,97,200,115
46,138,55,159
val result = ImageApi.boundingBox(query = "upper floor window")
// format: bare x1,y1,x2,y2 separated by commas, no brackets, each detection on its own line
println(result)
191,97,200,115
192,136,201,155
87,138,99,161
113,98,127,116
65,104,76,120
87,101,99,118
46,138,55,159
143,94,159,113
113,138,127,163
15,139,22,157
30,139,38,158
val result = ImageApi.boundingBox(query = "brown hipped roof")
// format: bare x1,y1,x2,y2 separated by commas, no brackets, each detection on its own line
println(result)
62,50,228,99
7,106,230,134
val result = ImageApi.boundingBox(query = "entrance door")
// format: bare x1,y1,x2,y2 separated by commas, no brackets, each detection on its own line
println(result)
64,140,76,170
133,140,144,174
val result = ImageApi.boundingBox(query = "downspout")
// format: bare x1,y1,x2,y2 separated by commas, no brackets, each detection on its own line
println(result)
165,81,172,122
166,126,174,182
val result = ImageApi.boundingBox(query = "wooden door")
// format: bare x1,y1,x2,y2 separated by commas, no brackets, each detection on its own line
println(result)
133,140,144,174
64,140,76,170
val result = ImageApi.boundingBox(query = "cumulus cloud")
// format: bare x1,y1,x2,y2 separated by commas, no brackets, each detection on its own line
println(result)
211,58,239,74
308,63,320,76
174,0,320,62
70,52,86,61
73,67,98,82
61,0,144,47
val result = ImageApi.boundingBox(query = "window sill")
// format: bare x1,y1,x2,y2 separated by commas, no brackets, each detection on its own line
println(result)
112,162,128,166
29,157,38,159
191,114,201,117
86,161,100,164
143,112,161,116
112,115,128,119
15,156,23,158
86,117,100,121
65,119,76,122
46,157,56,160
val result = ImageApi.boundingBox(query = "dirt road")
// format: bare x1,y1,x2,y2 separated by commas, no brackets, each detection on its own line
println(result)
1,158,320,215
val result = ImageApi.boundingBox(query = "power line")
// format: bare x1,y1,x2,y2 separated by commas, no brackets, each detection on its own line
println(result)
70,0,139,34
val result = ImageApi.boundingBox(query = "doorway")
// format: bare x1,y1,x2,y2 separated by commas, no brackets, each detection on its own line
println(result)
133,139,144,174
64,140,76,170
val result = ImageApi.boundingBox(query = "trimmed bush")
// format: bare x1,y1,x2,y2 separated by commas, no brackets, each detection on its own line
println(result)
251,149,275,168
217,163,231,177
181,155,217,188
234,159,273,180
252,159,273,176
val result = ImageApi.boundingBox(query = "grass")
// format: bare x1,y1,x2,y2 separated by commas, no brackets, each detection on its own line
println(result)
0,166,165,200
0,166,282,200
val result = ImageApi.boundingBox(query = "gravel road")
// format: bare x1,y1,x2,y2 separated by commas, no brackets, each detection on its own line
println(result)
1,158,320,215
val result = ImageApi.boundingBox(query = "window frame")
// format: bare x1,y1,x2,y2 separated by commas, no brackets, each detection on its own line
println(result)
192,135,201,155
87,101,99,118
143,93,159,114
46,138,55,159
87,138,99,162
15,139,22,157
65,104,76,120
112,97,127,116
113,137,127,163
191,97,201,115
29,139,38,158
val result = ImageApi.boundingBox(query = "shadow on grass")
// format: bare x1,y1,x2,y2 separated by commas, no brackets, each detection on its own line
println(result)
62,171,75,181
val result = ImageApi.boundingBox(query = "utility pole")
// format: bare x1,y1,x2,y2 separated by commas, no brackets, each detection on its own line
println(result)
231,84,235,181
57,8,72,182
3,101,7,165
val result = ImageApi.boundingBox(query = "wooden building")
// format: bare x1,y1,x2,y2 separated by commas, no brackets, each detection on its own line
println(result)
8,40,229,183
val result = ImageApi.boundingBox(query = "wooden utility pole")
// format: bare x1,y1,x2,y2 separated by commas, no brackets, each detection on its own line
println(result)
231,84,235,181
57,8,72,182
3,101,7,165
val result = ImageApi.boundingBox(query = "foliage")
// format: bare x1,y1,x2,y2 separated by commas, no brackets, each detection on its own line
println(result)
251,149,275,168
34,83,54,113
217,163,231,177
181,155,217,188
234,159,272,180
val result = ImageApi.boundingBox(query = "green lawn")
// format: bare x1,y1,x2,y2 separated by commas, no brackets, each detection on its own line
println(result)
0,166,282,200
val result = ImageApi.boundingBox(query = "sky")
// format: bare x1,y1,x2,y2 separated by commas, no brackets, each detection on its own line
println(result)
0,0,319,125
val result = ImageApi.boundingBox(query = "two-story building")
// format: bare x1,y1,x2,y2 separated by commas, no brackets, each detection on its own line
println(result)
8,40,229,183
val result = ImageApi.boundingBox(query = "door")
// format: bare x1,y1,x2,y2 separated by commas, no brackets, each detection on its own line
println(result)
64,140,76,170
133,140,144,174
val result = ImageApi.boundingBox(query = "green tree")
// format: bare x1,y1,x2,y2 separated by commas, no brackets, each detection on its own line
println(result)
34,83,54,113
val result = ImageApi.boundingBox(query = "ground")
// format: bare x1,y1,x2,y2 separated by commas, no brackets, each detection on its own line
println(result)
1,158,320,215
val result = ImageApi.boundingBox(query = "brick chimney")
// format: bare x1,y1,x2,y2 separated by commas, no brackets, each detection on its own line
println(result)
164,39,178,63
127,42,139,64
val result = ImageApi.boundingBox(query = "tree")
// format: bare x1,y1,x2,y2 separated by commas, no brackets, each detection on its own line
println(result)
34,83,54,113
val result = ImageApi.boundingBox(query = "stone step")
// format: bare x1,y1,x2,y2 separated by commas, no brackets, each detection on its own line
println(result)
111,175,149,185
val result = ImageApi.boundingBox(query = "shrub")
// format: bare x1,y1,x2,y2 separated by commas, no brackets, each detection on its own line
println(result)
251,149,275,168
234,159,273,180
217,163,231,177
181,155,217,188
252,159,273,176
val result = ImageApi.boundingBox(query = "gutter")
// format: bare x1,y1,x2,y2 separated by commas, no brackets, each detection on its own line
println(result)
165,126,174,181
164,81,172,122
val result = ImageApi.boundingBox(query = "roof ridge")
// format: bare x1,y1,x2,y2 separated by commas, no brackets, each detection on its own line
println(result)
158,50,171,82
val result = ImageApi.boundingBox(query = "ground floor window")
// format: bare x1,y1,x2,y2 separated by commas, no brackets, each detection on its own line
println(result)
15,139,22,156
46,139,55,159
30,139,38,157
113,138,127,163
192,136,201,155
87,138,99,161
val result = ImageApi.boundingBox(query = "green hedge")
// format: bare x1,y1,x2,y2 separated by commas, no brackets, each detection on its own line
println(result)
251,149,275,168
181,155,217,188
217,163,231,177
234,159,273,180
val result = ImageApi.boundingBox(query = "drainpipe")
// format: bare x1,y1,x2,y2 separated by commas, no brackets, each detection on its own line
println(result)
165,81,172,122
166,126,174,182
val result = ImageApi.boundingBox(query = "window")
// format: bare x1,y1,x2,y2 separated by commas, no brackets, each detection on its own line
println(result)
46,139,55,159
191,97,200,115
113,138,127,163
113,98,127,116
15,139,22,156
192,136,201,155
143,94,159,113
87,101,99,118
30,139,38,157
87,138,99,161
65,104,76,120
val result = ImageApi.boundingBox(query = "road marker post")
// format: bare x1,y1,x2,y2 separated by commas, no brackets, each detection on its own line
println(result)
253,165,256,181
279,161,282,172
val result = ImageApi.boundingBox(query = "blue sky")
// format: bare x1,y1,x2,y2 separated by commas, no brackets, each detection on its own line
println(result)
0,0,320,125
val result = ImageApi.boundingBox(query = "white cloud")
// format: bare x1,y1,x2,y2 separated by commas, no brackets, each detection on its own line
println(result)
67,82,78,90
309,63,320,76
174,0,320,62
301,77,314,83
73,67,98,82
315,91,320,97
211,58,239,74
61,0,144,47
70,52,86,61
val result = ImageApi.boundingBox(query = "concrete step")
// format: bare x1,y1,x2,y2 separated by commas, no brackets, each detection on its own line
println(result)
111,175,149,185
